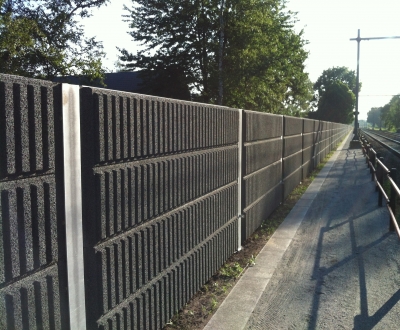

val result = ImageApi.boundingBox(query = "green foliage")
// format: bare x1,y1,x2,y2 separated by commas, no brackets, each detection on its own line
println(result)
210,297,218,311
119,0,312,111
388,95,400,129
221,0,312,113
248,255,256,267
0,0,108,84
316,82,355,124
367,107,382,129
219,262,243,279
380,103,392,130
310,67,357,123
313,66,359,104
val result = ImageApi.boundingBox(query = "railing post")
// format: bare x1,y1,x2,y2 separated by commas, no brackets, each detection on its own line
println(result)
364,142,369,164
370,149,375,180
375,153,381,190
389,168,397,232
378,157,384,206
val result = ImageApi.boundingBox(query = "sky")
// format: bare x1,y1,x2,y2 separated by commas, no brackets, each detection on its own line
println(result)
80,0,400,120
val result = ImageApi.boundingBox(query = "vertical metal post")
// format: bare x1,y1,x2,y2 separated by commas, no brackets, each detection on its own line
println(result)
378,157,384,206
365,143,369,164
353,29,360,140
62,84,87,329
389,168,397,232
237,109,244,250
375,153,381,190
369,149,375,179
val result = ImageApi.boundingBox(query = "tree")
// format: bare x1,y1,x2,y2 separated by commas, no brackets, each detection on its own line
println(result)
118,0,217,101
367,107,382,129
310,81,355,124
388,95,400,129
220,0,311,113
119,0,312,112
312,66,359,107
0,0,108,84
380,103,392,130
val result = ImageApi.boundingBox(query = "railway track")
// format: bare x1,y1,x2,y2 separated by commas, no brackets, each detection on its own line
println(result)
360,129,400,158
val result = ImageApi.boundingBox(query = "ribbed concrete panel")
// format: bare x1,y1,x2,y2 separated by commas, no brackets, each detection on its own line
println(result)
302,146,314,167
0,74,69,329
243,184,283,239
244,111,282,141
79,87,239,329
0,264,62,330
284,135,302,157
241,111,285,242
0,178,58,282
0,74,55,178
302,160,313,178
243,161,282,207
90,147,238,239
283,168,302,199
283,151,303,179
244,138,282,176
284,116,303,136
303,132,316,149
303,118,316,133
80,88,238,164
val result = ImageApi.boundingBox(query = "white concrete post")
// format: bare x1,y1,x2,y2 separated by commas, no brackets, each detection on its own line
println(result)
237,109,244,251
62,84,87,329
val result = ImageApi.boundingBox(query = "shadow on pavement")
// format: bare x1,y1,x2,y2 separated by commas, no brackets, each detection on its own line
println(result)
307,148,398,329
353,288,400,330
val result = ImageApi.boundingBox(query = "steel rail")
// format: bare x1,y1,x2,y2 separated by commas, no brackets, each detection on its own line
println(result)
366,130,400,144
388,176,400,198
376,157,390,173
360,129,400,158
388,206,400,238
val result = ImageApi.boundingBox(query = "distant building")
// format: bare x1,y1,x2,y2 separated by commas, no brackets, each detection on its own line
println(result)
54,70,191,101
54,71,142,93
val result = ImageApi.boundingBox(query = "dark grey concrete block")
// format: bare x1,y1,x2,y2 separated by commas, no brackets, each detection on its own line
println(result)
244,184,283,239
283,168,302,199
244,161,282,207
303,118,316,133
245,111,283,142
284,135,302,157
245,138,282,175
283,151,302,179
303,132,316,149
284,116,303,136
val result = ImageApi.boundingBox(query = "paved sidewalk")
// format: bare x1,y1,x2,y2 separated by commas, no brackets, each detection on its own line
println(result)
205,133,400,330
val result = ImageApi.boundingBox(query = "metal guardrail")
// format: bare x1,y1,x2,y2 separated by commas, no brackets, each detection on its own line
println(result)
360,134,400,238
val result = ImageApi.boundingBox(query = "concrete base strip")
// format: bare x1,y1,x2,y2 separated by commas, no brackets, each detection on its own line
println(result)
204,132,352,330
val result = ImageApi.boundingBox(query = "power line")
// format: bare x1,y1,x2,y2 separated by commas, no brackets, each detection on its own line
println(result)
359,94,400,97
